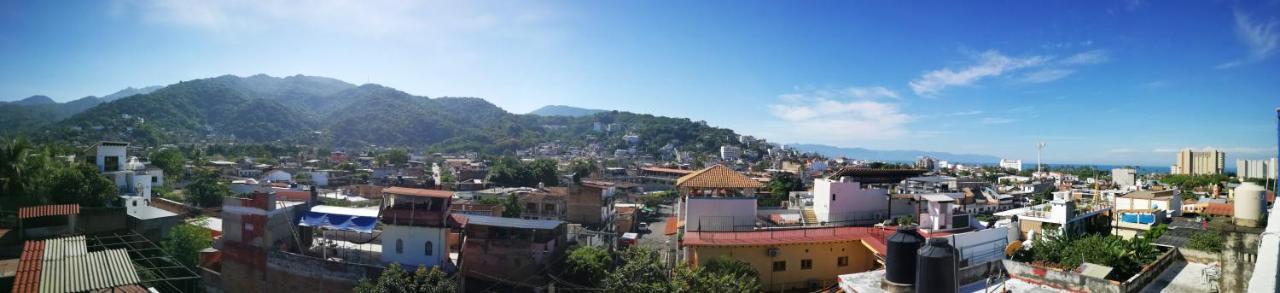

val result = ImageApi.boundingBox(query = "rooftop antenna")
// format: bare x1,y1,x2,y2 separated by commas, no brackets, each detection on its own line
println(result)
1036,142,1046,178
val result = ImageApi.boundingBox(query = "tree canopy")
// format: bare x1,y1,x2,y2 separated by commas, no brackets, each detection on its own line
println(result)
0,137,119,210
354,263,455,293
162,217,213,269
148,148,185,183
488,157,559,187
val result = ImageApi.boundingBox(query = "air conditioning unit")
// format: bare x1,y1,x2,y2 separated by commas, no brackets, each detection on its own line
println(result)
766,247,779,257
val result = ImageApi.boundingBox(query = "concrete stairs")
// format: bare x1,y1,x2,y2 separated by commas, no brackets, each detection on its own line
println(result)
802,208,818,224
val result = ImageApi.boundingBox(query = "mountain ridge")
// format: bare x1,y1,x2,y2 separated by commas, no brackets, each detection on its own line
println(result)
528,105,607,117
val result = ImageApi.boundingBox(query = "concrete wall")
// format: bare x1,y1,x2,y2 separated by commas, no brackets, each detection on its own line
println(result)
684,197,757,231
813,179,888,224
96,145,126,172
264,251,384,293
1003,248,1178,293
380,224,448,268
691,240,878,292
77,207,128,234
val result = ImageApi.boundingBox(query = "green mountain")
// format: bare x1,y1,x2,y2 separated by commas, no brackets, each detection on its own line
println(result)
528,105,607,117
10,74,756,158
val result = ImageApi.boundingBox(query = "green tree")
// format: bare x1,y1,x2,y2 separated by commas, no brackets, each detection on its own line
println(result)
564,245,610,287
501,193,523,218
700,255,758,280
186,169,229,207
162,218,213,269
605,248,676,292
354,263,455,293
47,162,119,207
148,148,186,183
0,138,36,208
387,148,410,166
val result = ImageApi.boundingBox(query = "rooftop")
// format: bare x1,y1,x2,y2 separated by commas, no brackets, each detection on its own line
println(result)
383,186,453,198
831,168,929,184
1122,189,1176,200
18,204,80,220
675,164,764,189
465,214,564,230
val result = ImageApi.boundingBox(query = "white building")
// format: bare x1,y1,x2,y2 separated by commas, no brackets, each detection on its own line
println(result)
812,177,890,224
719,146,741,161
999,159,1022,172
1111,168,1137,187
264,169,292,182
379,187,452,268
1238,158,1278,180
310,170,330,187
1114,189,1182,217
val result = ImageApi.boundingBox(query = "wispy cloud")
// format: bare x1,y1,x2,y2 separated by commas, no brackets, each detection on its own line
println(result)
769,87,912,140
1020,69,1075,83
845,86,901,99
1060,49,1109,65
909,48,1106,96
1218,10,1279,69
909,50,1049,96
980,117,1017,124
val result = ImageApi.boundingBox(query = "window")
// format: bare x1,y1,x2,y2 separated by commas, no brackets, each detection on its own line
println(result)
801,259,813,270
151,177,158,183
837,256,849,267
396,239,403,254
104,156,120,172
831,193,837,201
425,241,433,256
772,261,786,272
527,203,538,212
544,203,556,213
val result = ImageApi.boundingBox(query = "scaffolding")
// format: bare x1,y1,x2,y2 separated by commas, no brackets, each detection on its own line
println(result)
83,232,203,292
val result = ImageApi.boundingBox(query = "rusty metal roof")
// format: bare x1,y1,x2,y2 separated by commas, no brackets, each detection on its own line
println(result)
383,186,454,198
17,205,80,219
13,236,142,293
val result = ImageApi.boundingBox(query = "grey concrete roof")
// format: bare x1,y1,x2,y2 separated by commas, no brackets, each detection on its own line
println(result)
465,215,564,230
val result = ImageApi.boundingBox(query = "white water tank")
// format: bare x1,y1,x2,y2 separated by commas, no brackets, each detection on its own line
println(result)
1234,181,1267,227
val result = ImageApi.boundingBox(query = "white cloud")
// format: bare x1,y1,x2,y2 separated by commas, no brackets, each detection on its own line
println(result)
1218,10,1279,69
768,88,912,141
845,86,900,99
980,117,1017,124
909,50,1049,96
1020,69,1075,83
1060,49,1109,65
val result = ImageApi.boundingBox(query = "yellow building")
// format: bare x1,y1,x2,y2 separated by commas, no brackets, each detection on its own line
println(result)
683,226,889,292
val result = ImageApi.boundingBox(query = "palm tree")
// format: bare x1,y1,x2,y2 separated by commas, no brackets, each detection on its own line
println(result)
0,138,34,209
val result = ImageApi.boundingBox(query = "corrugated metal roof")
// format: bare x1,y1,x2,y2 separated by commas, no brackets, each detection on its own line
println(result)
18,204,80,219
14,236,142,293
465,215,563,230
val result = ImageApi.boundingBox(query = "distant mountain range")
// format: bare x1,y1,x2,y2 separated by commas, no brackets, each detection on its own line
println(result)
0,86,162,136
789,143,1000,164
0,74,747,157
528,105,607,117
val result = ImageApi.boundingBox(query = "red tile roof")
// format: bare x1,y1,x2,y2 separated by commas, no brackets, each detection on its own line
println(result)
1203,203,1234,217
13,241,44,293
18,204,80,219
384,187,453,198
676,164,765,189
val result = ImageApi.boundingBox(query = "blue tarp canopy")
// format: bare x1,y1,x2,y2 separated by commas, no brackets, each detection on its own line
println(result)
299,211,377,233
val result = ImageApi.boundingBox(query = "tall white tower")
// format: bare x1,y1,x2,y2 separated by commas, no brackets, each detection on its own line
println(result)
1036,142,1046,177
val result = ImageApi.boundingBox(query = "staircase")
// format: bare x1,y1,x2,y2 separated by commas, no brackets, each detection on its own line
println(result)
802,208,818,225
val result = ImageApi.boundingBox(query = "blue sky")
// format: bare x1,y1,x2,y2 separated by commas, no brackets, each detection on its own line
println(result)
1,0,1277,165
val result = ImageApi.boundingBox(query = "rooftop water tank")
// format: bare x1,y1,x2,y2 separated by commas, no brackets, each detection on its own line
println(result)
916,238,958,293
1234,181,1267,227
885,226,925,285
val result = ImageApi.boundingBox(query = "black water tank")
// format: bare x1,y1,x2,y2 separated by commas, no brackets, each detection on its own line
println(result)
916,238,958,293
885,226,925,284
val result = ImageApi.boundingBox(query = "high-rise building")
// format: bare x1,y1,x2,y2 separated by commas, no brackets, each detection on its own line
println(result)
720,145,741,161
1174,148,1226,175
999,159,1022,172
1111,168,1137,187
1237,158,1278,180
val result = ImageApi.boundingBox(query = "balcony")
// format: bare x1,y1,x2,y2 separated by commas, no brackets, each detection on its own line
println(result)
380,208,446,227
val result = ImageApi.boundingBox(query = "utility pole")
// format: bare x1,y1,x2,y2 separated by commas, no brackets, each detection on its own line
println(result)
1036,142,1046,178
